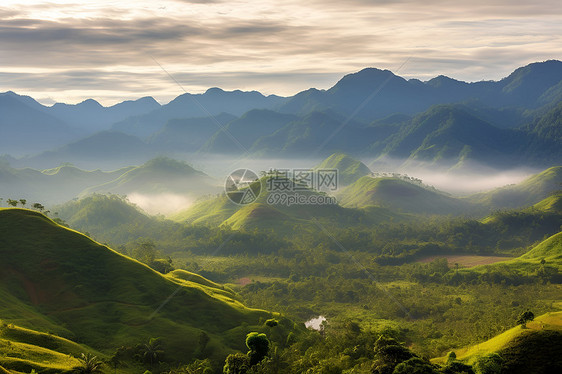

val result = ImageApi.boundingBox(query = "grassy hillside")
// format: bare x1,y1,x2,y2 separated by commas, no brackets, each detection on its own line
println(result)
0,321,97,373
172,176,404,232
55,194,179,245
315,152,371,186
338,176,472,215
455,231,562,280
530,191,562,213
0,208,271,370
0,162,132,205
82,156,219,196
433,311,562,373
469,166,562,210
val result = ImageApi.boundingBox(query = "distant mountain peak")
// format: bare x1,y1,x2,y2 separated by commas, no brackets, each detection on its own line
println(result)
205,87,225,94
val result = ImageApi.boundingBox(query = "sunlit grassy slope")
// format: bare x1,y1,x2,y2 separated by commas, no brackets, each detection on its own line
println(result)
468,166,562,209
458,231,562,275
171,176,405,231
338,176,472,214
433,312,562,370
81,156,218,196
531,191,562,213
0,322,94,373
0,208,271,370
315,152,372,186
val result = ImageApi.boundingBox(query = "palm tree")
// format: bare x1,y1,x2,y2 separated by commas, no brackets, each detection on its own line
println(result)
73,353,104,374
139,338,164,366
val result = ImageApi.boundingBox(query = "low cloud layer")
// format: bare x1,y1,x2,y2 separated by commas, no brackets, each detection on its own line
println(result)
0,0,560,104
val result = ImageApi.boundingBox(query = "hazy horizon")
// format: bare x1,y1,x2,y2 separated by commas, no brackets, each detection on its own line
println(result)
1,0,561,105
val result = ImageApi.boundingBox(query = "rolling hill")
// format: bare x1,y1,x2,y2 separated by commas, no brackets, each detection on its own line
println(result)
338,176,472,215
0,208,272,371
171,175,404,232
315,152,372,186
433,311,562,373
455,231,562,279
0,162,133,205
468,166,562,210
82,157,219,198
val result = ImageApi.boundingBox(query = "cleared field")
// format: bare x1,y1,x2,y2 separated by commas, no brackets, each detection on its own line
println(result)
417,255,512,268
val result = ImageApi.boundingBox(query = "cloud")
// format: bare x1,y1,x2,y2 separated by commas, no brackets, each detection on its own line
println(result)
0,0,560,104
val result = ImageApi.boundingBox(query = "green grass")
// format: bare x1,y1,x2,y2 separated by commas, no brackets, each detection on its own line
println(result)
432,311,562,364
171,176,404,232
531,191,562,213
0,322,92,373
453,232,562,283
314,152,371,186
338,176,470,214
469,166,562,209
0,208,272,369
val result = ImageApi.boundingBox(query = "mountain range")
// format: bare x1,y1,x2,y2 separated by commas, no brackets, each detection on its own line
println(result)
2,60,562,170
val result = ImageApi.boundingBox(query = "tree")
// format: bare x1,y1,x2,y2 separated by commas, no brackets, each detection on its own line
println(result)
245,332,270,366
19,199,26,208
223,353,250,374
473,353,503,374
32,203,45,212
182,358,213,374
138,338,164,366
265,319,278,327
133,239,158,264
517,311,534,328
6,199,18,207
392,357,437,374
372,336,415,374
72,353,104,374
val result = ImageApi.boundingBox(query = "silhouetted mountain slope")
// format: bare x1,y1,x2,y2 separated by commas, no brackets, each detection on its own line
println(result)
50,96,160,132
0,92,80,156
201,110,297,154
113,88,286,137
149,113,237,151
279,60,562,121
19,131,152,169
381,105,527,167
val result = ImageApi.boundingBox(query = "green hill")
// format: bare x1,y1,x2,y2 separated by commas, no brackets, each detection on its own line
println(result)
433,312,562,373
83,156,219,197
170,194,240,226
519,231,562,262
0,162,132,205
469,166,562,210
338,176,472,215
531,191,562,213
54,194,175,245
455,232,562,280
0,208,271,371
171,176,404,231
315,152,371,186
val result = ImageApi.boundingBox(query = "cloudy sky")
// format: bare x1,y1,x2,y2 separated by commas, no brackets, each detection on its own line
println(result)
1,0,560,105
